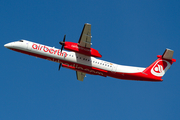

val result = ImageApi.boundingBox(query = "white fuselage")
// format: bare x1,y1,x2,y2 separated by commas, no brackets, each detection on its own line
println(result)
4,40,146,80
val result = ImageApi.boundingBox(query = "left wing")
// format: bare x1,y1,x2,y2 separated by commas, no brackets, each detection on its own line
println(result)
76,71,86,81
78,23,91,48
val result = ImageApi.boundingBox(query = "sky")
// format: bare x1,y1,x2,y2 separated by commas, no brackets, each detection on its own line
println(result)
1,0,180,119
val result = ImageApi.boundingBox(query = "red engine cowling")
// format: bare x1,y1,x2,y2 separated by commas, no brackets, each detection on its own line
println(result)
63,42,102,58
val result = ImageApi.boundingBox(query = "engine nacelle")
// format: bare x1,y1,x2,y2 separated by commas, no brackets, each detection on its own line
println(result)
63,42,102,58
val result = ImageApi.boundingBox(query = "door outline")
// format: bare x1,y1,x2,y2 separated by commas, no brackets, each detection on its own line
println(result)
111,64,117,73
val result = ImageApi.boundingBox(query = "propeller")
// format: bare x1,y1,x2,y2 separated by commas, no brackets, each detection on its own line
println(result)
58,35,66,71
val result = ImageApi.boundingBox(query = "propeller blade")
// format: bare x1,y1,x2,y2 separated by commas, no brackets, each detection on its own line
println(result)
58,63,62,71
59,35,66,52
58,35,66,71
63,34,66,42
60,44,64,52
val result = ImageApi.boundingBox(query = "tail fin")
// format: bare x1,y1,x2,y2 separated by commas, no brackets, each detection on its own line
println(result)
143,49,176,80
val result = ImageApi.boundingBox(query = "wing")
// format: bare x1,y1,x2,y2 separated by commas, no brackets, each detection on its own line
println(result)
78,23,91,48
76,71,86,81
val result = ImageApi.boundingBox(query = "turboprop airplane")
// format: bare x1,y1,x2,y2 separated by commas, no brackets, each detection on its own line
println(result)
4,23,176,81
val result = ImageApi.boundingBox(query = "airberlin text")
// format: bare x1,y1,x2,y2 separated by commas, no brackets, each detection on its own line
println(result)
32,43,67,57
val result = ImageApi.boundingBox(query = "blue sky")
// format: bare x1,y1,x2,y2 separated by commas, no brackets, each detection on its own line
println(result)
1,0,180,119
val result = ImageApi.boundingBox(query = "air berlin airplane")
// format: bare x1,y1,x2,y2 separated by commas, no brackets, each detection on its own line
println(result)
4,23,176,81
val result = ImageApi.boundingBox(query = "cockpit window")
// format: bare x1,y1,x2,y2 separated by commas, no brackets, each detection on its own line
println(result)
19,40,24,42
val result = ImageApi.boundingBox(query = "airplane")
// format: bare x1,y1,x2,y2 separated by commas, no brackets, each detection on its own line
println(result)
4,23,176,82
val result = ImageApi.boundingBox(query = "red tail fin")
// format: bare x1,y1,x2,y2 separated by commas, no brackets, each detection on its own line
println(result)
143,49,176,79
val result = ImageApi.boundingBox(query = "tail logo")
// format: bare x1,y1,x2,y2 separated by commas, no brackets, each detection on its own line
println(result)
151,60,171,77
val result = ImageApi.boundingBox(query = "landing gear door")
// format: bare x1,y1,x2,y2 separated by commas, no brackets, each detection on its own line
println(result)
111,64,117,73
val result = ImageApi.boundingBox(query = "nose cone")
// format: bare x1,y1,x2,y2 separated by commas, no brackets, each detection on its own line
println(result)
4,43,13,48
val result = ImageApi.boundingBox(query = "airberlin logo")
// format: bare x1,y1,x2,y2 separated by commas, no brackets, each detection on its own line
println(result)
32,43,67,57
151,60,171,77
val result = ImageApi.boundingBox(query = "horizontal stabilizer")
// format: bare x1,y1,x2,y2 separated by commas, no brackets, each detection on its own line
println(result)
162,49,174,60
